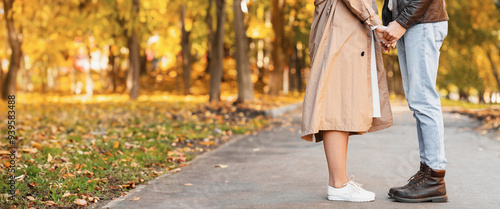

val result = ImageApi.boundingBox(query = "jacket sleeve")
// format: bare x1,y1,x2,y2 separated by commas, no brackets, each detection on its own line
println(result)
395,0,433,29
341,0,382,27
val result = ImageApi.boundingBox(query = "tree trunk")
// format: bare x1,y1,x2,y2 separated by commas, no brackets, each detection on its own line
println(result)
459,89,469,102
85,67,94,96
0,58,3,89
128,0,141,100
140,54,147,75
176,54,181,92
256,40,266,92
296,46,304,92
71,66,76,94
233,0,254,102
21,55,32,92
126,58,133,92
486,49,500,92
208,0,226,103
181,4,192,95
108,45,120,92
2,0,22,100
205,0,214,75
269,0,285,96
478,88,485,104
290,44,303,93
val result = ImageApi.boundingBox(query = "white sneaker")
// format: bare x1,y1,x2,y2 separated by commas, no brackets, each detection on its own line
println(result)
327,176,375,202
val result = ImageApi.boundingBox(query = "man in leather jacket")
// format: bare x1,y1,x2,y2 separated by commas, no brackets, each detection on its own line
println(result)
382,0,450,203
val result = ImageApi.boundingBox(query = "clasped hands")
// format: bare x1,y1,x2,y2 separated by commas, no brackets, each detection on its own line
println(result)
374,21,407,52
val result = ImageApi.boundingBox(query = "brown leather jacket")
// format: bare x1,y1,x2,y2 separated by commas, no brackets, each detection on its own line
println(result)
382,0,449,28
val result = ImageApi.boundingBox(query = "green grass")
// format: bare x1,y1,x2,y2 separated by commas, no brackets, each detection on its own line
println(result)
440,98,500,109
390,94,500,110
0,96,273,208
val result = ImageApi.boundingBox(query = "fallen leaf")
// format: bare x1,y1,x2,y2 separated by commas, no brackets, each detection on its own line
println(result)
0,150,10,155
15,174,25,180
214,164,228,168
113,141,120,149
32,142,43,150
253,148,260,152
199,141,214,146
184,183,193,186
44,200,57,206
124,142,140,149
83,170,94,178
178,163,190,167
21,148,38,154
28,182,39,188
48,153,53,163
27,196,36,201
62,173,76,179
86,178,108,183
73,198,87,206
62,192,72,197
129,197,141,201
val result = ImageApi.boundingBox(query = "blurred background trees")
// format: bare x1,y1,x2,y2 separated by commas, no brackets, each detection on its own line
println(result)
0,0,499,103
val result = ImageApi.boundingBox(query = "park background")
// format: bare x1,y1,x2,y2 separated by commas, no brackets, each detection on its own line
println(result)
0,0,499,208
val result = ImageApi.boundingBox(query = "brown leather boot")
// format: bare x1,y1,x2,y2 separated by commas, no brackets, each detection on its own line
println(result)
388,162,425,197
392,164,448,203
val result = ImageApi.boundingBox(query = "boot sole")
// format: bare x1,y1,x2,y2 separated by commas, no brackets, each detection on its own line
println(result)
393,195,448,203
388,193,393,198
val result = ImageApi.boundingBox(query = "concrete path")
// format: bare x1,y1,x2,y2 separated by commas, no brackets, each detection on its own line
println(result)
101,106,500,209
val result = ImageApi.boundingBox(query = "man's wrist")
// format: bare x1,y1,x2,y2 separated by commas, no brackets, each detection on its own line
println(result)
395,15,412,29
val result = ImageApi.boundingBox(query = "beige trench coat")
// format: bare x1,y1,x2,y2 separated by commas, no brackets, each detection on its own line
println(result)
301,0,393,143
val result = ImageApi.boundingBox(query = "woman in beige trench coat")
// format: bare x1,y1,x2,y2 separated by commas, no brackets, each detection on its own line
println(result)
301,0,393,202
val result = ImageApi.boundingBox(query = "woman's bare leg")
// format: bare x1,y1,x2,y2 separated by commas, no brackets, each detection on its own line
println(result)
323,130,349,188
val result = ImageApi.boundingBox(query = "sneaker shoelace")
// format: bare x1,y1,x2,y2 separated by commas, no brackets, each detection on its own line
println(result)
342,175,364,194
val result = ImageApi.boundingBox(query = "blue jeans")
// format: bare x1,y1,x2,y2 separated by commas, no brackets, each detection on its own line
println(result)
397,21,448,170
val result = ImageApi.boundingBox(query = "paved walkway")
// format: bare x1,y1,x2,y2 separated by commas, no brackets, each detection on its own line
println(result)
101,106,500,209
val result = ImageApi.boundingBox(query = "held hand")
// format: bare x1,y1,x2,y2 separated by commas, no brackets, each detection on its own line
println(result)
384,21,406,43
382,44,391,53
375,26,395,52
375,26,390,44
